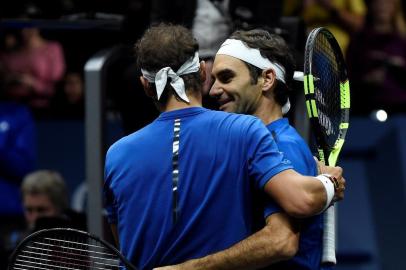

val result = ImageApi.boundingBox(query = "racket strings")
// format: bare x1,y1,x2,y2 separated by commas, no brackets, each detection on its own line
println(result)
312,34,342,148
12,234,124,270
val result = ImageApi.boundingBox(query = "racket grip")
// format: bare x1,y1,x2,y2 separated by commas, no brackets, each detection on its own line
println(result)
321,205,337,265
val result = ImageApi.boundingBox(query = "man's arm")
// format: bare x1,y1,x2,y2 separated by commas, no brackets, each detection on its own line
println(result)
264,167,344,218
152,165,343,270
154,212,300,270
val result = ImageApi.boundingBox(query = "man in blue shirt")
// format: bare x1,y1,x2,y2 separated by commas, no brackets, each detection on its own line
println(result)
104,24,344,270
159,30,330,270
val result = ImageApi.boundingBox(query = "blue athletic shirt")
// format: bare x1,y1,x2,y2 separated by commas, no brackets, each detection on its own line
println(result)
263,118,323,270
104,107,293,270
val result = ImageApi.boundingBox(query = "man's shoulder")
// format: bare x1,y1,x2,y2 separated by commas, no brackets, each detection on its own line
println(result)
205,111,265,135
207,110,261,123
106,124,153,156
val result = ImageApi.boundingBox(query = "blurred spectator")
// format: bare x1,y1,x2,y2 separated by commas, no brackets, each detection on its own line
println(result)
1,170,87,268
284,0,366,55
21,170,86,231
0,78,36,269
151,0,283,101
0,29,20,53
120,0,151,44
347,0,406,115
0,26,66,117
52,72,84,119
191,0,232,96
229,0,283,30
22,170,70,230
0,75,36,216
0,102,35,216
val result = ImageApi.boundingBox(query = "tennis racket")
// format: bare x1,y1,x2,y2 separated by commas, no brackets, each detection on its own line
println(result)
303,27,350,265
8,227,137,270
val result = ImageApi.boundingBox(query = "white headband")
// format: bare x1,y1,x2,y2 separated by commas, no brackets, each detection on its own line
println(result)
216,39,286,83
141,52,200,103
217,39,292,114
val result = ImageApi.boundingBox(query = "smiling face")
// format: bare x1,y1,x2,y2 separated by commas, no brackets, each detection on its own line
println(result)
209,54,263,114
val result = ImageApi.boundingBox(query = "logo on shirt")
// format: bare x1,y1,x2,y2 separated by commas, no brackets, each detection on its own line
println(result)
281,158,291,165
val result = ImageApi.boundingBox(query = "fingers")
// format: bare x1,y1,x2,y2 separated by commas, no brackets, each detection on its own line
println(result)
321,165,345,203
313,156,324,174
336,176,346,201
322,165,343,180
332,175,345,203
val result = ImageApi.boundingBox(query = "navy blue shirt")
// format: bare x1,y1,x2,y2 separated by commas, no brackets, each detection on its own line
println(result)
104,107,292,270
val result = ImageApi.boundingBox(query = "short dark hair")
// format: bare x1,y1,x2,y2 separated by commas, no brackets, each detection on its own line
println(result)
229,29,296,107
135,23,202,103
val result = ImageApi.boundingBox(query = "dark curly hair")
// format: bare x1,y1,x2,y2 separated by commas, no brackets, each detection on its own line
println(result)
135,23,203,103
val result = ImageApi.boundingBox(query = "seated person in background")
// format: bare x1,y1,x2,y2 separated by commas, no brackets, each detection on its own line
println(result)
52,72,85,119
21,170,87,231
0,26,66,117
347,0,406,115
284,0,366,55
0,72,36,270
3,170,86,257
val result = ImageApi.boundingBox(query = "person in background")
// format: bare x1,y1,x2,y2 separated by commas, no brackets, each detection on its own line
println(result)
0,25,66,117
52,72,85,119
284,0,366,55
0,83,36,217
0,72,36,269
21,170,71,230
3,170,86,255
347,0,406,115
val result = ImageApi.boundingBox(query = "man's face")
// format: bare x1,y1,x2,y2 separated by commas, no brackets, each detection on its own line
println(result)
23,193,60,229
210,55,262,114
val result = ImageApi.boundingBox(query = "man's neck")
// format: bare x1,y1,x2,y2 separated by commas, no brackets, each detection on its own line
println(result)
162,93,203,112
253,98,283,125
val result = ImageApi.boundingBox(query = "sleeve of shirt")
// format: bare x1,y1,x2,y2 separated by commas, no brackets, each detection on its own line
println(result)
245,118,293,190
263,197,284,218
262,133,318,218
277,140,311,175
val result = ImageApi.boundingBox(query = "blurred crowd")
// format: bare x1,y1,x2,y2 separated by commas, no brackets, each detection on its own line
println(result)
0,0,405,120
0,0,405,267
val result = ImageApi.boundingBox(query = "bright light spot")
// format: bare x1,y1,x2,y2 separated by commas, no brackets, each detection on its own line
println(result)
373,110,388,122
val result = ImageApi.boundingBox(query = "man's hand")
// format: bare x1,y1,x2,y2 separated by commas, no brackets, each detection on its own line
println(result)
317,162,346,202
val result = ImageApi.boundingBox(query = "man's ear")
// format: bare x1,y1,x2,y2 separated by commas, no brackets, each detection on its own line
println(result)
140,76,156,98
199,60,207,83
262,68,277,92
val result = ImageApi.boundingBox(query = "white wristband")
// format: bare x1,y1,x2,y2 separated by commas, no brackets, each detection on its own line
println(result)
315,174,335,213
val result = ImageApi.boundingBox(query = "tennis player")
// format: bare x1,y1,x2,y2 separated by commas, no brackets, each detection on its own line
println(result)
104,24,345,270
157,29,332,270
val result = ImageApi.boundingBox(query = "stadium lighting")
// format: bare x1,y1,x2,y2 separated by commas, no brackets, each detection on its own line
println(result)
371,109,388,122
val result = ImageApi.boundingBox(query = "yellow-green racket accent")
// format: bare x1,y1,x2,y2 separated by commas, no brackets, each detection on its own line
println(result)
303,27,351,265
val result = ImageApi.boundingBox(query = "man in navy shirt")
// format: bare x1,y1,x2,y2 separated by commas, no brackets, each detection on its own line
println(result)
104,24,344,270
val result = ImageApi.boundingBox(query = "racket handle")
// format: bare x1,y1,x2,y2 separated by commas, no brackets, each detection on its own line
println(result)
322,205,337,265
